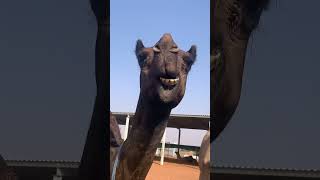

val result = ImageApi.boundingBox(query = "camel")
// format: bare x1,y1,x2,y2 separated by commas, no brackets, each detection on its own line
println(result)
110,112,123,175
46,1,122,179
113,33,197,180
199,130,210,180
77,0,109,179
206,0,270,178
212,0,270,141
175,151,198,165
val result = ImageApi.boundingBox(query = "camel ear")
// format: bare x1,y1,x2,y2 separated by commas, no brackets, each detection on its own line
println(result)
187,45,197,64
135,40,147,68
135,39,145,56
182,45,196,72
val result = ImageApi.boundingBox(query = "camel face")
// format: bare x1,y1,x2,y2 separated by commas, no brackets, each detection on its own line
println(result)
135,33,196,108
212,0,269,141
212,0,269,65
212,0,270,72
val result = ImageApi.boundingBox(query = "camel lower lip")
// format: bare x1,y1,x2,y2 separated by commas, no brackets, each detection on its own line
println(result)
159,85,177,102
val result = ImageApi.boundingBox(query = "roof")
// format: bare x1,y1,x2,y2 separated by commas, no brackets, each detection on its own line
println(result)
213,165,320,178
6,160,79,178
6,160,78,169
5,160,320,178
112,112,209,130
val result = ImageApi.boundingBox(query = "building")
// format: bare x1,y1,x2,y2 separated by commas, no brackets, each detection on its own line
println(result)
2,160,76,180
0,154,18,180
2,159,320,180
212,165,320,180
0,113,209,180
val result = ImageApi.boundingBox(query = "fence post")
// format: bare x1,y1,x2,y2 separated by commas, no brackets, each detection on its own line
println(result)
160,129,166,165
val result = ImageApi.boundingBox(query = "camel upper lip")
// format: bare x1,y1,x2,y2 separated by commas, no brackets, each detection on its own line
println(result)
159,77,179,87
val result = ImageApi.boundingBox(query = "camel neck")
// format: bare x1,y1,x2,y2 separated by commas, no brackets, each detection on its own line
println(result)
133,95,171,131
129,95,171,152
117,94,172,179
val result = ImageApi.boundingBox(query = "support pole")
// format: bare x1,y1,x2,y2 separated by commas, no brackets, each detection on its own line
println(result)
160,129,166,165
178,128,181,153
123,114,130,140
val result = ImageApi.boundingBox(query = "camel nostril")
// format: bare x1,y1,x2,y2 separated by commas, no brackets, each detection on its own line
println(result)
164,74,177,79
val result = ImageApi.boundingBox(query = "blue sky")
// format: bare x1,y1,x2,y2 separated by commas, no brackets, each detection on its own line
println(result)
110,0,210,146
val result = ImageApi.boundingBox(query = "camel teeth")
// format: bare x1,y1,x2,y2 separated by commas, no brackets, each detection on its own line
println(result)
160,77,179,86
169,79,177,85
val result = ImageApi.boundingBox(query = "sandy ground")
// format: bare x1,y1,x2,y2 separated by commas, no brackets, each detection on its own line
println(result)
146,160,200,180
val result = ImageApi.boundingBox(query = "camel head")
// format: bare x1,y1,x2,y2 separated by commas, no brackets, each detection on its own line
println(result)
212,0,269,141
135,33,196,108
212,0,270,65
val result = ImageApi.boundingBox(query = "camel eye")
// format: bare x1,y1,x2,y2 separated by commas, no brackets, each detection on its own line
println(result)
211,47,222,72
153,46,160,52
212,48,221,60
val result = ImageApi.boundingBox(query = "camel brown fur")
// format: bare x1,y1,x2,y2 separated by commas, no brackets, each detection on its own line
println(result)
110,112,123,175
110,112,123,147
175,151,198,165
78,0,109,179
212,0,270,141
199,131,210,180
114,33,197,180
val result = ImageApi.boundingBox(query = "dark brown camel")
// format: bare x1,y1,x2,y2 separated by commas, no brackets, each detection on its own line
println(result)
60,1,123,179
199,130,210,180
212,0,270,142
77,0,109,179
174,151,198,165
110,113,123,147
114,33,197,179
110,112,123,174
